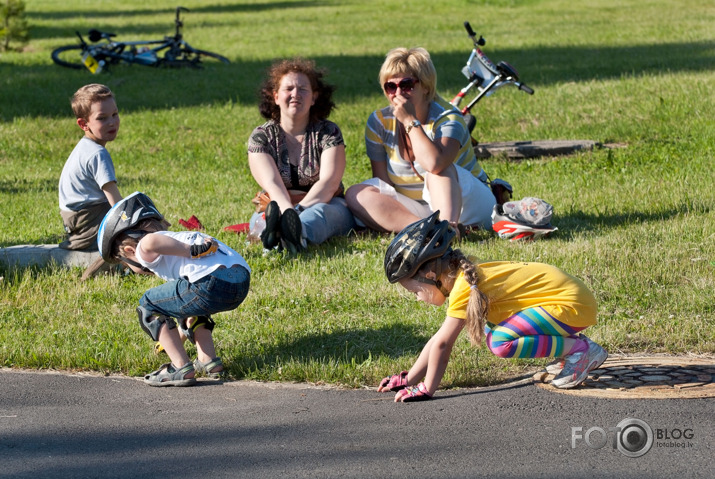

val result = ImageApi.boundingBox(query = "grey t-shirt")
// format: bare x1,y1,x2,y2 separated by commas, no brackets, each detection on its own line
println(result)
58,137,117,212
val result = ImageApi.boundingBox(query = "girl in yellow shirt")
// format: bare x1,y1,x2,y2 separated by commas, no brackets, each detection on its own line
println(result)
379,212,607,402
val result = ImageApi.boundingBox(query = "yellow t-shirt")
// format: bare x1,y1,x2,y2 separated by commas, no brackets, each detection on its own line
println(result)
446,261,597,328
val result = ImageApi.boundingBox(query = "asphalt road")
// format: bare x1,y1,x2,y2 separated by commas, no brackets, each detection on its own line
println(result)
1,369,712,479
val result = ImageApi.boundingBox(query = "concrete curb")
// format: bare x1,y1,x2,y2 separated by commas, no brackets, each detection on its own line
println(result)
0,244,99,269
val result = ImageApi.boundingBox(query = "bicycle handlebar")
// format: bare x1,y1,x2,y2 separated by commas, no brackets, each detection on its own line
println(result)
174,7,189,37
75,31,86,47
464,21,485,46
464,21,475,37
175,5,189,21
518,83,535,95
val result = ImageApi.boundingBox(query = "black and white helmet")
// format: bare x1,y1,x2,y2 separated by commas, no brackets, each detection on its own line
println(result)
384,211,456,283
97,192,165,262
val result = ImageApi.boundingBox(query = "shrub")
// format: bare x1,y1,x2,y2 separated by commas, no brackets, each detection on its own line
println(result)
0,0,29,52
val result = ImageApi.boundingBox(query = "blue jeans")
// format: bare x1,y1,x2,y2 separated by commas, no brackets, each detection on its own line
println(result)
300,197,355,244
139,265,250,319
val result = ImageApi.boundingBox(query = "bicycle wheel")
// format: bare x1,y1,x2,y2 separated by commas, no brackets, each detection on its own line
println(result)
160,46,230,68
192,49,230,64
51,44,85,69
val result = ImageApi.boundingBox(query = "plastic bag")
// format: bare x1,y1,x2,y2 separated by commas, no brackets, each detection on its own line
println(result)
246,212,266,243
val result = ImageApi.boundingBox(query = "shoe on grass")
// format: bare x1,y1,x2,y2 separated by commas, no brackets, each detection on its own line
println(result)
280,207,306,254
261,201,281,250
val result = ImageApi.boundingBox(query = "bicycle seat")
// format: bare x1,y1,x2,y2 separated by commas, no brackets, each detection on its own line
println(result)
497,61,519,80
88,29,116,42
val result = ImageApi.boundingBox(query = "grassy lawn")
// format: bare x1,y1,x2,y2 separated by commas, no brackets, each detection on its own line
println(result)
0,0,713,388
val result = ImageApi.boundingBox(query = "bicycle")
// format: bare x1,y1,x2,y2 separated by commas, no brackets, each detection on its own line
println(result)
51,6,229,74
449,22,534,133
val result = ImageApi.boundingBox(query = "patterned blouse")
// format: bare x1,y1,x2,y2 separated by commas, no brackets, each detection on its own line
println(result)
247,119,345,193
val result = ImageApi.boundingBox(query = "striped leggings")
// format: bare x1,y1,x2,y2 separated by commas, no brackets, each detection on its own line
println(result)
485,307,587,359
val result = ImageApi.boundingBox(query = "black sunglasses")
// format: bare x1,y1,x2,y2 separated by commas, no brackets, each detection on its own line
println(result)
383,78,419,94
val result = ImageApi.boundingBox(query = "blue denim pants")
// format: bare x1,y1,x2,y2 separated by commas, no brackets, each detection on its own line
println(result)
300,197,355,244
139,265,250,320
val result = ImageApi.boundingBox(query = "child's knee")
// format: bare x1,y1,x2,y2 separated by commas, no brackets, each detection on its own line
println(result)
179,316,215,344
136,306,175,341
487,335,514,358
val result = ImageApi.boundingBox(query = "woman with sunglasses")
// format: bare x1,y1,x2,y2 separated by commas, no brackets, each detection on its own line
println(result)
246,58,355,253
345,47,495,234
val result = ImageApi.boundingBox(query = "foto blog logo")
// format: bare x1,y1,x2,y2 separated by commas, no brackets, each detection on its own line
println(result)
571,418,696,457
571,418,654,457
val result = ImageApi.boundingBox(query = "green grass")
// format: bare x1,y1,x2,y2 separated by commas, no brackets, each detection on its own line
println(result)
1,0,713,388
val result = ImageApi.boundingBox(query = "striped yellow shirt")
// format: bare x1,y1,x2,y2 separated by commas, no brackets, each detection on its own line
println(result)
365,97,482,201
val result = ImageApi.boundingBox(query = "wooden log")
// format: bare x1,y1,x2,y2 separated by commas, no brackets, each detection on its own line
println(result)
474,139,601,159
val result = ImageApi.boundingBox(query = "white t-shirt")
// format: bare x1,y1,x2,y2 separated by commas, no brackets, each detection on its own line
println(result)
59,137,117,212
136,231,250,283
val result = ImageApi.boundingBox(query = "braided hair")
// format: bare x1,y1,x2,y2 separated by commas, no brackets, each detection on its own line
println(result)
445,249,489,346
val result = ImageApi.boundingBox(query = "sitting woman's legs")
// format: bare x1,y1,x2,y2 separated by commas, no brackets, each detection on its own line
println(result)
345,180,425,233
299,197,356,244
456,166,495,229
486,307,587,359
424,165,495,229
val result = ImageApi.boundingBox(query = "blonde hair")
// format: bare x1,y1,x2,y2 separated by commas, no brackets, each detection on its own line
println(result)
443,249,489,345
71,84,114,120
378,47,437,102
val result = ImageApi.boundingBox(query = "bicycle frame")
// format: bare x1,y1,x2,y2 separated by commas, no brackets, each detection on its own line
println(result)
78,37,167,73
78,7,189,73
449,22,533,129
52,6,228,74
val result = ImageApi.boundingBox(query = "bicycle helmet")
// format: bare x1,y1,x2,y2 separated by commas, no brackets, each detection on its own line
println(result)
384,211,456,283
97,191,165,263
491,198,557,242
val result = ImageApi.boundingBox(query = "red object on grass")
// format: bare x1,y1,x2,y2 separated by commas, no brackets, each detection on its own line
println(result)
223,223,250,234
178,215,204,231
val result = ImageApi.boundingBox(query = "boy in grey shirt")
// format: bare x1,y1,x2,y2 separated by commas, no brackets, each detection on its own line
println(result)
58,83,122,250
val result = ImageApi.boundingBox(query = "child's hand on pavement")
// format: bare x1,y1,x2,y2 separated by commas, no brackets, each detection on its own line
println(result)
395,382,432,402
377,370,409,392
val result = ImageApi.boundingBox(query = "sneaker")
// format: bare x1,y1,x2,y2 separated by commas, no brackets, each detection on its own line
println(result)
581,335,608,371
544,358,565,375
261,201,281,250
551,337,608,389
280,207,305,253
